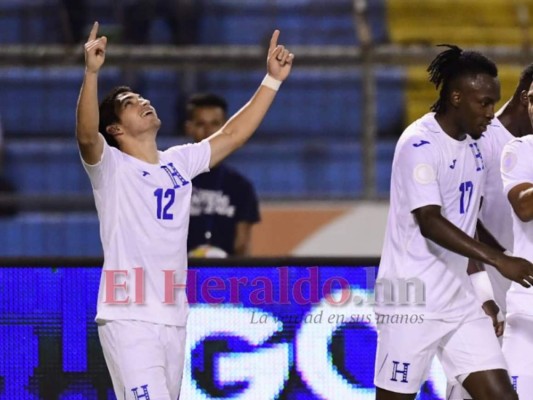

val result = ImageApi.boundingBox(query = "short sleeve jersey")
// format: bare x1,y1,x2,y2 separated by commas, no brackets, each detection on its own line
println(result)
82,136,211,326
501,136,533,315
376,113,486,318
476,118,515,250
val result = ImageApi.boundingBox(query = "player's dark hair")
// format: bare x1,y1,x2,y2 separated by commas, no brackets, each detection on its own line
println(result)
513,62,533,97
185,93,228,120
427,44,498,114
99,86,132,149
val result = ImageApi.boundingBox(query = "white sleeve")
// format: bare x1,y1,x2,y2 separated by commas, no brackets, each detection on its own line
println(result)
80,135,119,190
397,138,442,212
167,140,211,179
501,139,533,196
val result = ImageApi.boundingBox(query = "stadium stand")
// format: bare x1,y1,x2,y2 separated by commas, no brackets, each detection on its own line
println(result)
0,0,397,256
386,0,532,124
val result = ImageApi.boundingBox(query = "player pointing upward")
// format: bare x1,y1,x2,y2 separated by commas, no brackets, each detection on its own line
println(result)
76,21,293,400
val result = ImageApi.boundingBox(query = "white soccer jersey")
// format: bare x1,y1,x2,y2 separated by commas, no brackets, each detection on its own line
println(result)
82,136,211,326
501,136,533,315
376,113,486,318
475,118,514,313
477,118,515,250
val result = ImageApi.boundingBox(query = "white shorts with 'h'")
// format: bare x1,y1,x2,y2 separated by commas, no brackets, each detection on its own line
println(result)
98,320,187,400
374,312,508,394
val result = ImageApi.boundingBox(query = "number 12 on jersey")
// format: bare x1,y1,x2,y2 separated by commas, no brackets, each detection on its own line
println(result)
154,188,175,220
459,181,473,214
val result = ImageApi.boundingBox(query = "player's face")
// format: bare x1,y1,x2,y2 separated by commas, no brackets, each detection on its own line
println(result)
457,74,500,139
115,92,161,135
186,107,226,142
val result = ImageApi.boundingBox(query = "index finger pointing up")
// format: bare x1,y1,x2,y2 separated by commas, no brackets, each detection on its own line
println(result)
88,21,99,42
269,30,280,52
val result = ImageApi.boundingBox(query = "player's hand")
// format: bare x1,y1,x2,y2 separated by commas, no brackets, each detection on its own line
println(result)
84,22,107,73
481,300,504,337
266,30,294,82
495,254,533,288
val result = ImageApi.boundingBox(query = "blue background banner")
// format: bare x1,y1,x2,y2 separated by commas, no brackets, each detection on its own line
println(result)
0,264,446,399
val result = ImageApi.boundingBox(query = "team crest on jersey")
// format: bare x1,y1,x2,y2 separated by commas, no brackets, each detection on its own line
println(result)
161,163,189,189
502,151,518,173
468,142,485,171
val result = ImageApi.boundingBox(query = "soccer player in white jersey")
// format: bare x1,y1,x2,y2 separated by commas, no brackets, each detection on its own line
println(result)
500,78,533,398
76,22,294,400
447,64,533,400
374,44,533,400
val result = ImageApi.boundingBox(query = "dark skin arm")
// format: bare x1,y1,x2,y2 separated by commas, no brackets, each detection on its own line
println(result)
413,205,533,287
475,218,505,252
468,218,505,336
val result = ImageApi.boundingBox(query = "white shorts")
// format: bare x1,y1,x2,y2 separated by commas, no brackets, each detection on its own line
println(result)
502,313,533,397
374,313,507,394
446,379,472,400
98,320,187,400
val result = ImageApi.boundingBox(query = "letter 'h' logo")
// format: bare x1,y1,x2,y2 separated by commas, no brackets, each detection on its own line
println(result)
131,384,150,400
390,361,410,383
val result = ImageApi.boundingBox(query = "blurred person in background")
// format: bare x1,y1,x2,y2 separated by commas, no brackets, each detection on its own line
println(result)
184,93,261,258
60,0,87,43
122,0,199,44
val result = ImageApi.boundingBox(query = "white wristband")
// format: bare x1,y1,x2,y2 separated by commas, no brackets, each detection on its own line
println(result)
469,270,495,303
261,74,282,91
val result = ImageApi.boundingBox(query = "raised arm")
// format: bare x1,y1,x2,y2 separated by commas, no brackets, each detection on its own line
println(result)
76,22,107,165
207,30,294,167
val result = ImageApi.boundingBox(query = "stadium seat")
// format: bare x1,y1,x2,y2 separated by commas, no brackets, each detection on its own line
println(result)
0,67,122,137
225,139,395,199
195,68,405,139
0,0,63,44
4,141,90,194
0,213,101,257
197,0,388,45
386,0,533,46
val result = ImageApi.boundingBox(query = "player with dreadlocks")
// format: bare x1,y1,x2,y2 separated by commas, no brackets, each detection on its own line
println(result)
373,44,533,399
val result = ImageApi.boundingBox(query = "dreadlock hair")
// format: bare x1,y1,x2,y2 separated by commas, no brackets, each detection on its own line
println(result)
185,93,228,120
427,44,498,114
512,62,533,98
98,86,133,149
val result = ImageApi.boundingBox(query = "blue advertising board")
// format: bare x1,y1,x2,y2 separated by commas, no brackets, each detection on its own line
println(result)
0,264,447,399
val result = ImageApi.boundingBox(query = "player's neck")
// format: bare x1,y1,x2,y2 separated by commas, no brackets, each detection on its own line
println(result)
120,139,159,164
434,113,467,141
